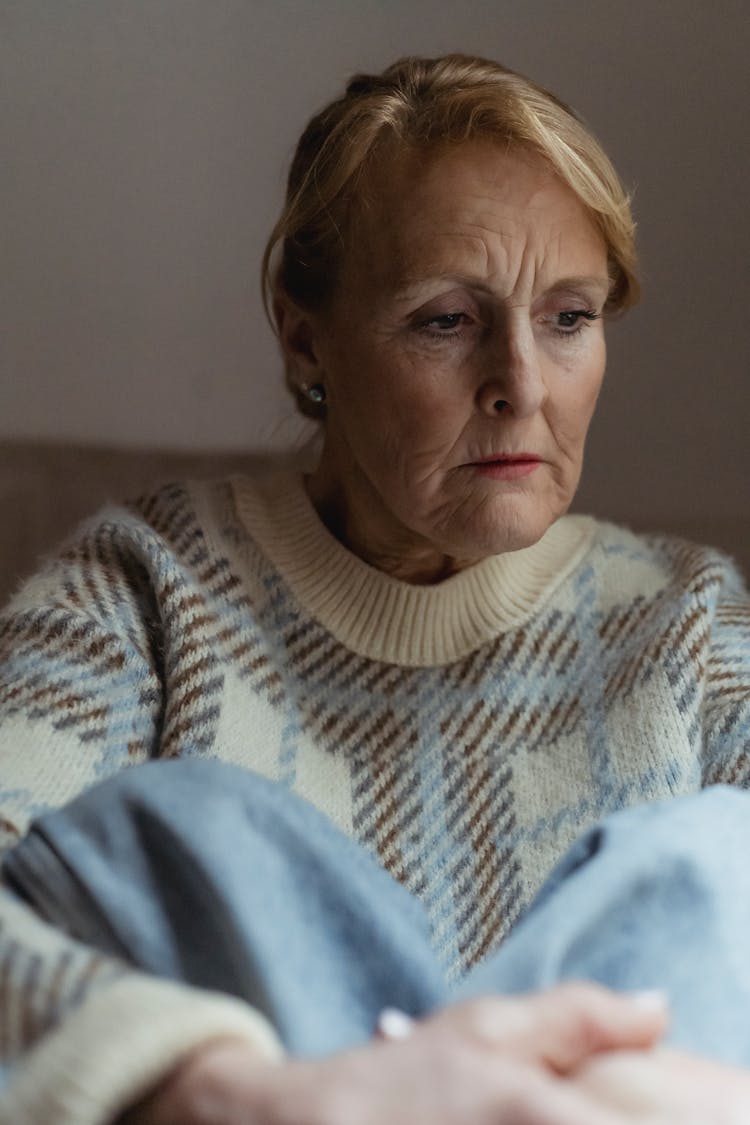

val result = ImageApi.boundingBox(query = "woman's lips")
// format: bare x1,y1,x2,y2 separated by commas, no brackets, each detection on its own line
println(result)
470,455,541,480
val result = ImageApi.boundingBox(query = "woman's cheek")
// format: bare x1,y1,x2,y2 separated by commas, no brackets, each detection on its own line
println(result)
544,347,605,411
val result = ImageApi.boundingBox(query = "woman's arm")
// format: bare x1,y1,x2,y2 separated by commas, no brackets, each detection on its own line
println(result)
0,506,283,1124
0,899,282,1125
699,557,750,786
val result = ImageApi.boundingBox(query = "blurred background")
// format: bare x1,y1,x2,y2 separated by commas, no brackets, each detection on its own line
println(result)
1,0,748,596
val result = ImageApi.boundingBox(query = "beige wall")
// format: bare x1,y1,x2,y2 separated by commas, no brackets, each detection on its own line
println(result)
1,1,748,559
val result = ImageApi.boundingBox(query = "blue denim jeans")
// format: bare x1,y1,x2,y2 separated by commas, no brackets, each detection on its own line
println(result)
5,760,750,1065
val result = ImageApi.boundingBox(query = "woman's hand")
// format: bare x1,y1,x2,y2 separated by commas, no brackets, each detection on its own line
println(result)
118,982,667,1124
576,1045,750,1124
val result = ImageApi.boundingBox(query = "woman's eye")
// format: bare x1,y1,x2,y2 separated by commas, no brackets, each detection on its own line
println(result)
424,313,467,331
554,309,601,334
416,312,474,342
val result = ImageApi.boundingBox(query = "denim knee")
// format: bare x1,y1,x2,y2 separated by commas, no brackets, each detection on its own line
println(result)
602,785,750,885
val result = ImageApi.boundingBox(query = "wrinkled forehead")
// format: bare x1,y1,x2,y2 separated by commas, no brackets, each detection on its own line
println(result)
341,139,608,299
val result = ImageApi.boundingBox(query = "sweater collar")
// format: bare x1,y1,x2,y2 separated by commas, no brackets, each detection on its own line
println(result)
232,470,594,668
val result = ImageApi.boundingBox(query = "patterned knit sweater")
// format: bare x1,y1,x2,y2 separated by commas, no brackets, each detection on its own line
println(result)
0,468,748,1124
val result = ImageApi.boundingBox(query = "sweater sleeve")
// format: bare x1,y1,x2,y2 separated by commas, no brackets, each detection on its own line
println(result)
700,557,750,787
0,896,283,1125
0,504,283,1124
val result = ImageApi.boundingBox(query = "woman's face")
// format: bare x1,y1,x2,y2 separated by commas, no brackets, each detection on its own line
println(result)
286,142,610,581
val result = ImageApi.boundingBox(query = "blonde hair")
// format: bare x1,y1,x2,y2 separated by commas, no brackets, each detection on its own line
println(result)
263,54,638,415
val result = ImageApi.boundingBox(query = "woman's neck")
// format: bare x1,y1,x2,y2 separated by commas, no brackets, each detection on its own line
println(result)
304,461,480,585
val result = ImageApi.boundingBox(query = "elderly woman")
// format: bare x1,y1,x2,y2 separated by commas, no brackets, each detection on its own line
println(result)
0,54,749,1124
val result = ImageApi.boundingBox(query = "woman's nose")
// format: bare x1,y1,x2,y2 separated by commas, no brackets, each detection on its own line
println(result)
476,327,547,419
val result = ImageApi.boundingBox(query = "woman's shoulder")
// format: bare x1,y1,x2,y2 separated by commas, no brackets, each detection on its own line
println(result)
1,470,274,623
581,515,748,605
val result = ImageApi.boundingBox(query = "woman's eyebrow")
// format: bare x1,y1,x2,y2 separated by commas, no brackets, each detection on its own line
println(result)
388,274,612,307
543,275,612,300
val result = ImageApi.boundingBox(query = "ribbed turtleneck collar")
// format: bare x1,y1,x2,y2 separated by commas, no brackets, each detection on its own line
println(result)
232,470,595,668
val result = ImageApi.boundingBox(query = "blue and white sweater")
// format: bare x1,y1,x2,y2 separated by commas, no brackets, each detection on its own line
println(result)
0,469,748,1123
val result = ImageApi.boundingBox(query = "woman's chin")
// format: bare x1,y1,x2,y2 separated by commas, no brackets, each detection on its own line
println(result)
442,496,565,560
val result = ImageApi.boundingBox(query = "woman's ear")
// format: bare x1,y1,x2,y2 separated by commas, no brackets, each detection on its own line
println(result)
273,294,325,384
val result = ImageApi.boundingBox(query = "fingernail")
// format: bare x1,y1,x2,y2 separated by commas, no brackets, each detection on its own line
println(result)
628,989,669,1011
376,1007,416,1041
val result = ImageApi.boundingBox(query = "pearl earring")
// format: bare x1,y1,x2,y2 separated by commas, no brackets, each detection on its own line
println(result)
304,383,326,405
